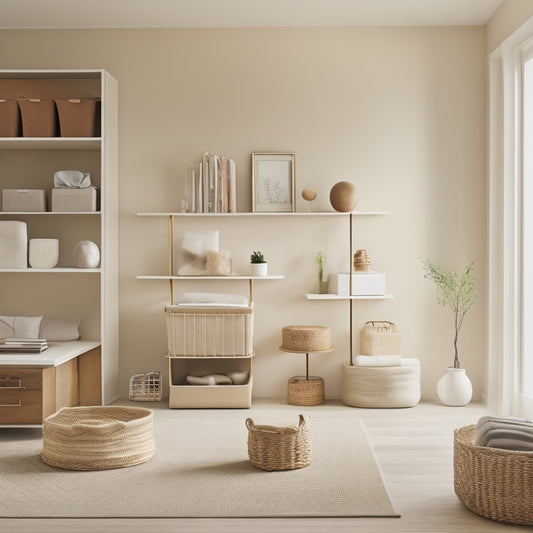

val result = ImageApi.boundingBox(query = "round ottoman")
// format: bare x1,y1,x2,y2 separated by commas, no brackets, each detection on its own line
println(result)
41,405,154,470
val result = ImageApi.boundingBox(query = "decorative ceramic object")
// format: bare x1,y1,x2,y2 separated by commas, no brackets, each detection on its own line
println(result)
353,249,371,272
250,262,268,276
302,189,317,212
29,238,59,269
437,368,473,406
73,240,100,268
206,250,232,275
329,181,358,212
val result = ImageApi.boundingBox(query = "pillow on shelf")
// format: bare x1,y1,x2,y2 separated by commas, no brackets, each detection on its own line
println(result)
39,316,80,341
0,315,43,339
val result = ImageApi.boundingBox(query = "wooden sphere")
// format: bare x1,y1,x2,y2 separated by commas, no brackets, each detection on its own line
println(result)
301,188,317,202
329,181,358,212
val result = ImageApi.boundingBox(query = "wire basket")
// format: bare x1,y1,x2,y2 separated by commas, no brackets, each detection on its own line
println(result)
129,371,162,402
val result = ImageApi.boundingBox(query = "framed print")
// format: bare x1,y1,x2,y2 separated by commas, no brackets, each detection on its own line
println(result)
252,152,295,212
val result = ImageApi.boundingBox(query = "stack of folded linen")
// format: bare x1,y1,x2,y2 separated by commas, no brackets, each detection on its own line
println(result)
475,416,533,451
354,354,420,367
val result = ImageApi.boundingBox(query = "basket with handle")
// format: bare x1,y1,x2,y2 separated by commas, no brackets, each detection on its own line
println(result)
246,414,311,471
359,320,402,355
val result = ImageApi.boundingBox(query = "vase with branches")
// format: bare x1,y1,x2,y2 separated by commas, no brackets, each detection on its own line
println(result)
421,259,477,368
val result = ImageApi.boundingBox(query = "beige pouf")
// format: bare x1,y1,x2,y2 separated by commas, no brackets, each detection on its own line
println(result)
246,414,311,471
341,362,421,408
281,325,331,352
41,406,154,471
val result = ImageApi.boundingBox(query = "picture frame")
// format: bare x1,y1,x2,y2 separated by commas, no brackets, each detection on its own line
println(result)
252,152,295,212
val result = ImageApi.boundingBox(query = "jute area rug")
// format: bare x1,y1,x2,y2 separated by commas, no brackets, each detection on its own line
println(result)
0,405,399,518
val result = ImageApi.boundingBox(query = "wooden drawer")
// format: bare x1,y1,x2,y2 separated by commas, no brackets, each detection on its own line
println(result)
0,368,44,424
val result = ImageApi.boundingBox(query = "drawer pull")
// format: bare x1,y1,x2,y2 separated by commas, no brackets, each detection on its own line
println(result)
0,378,25,390
0,400,21,407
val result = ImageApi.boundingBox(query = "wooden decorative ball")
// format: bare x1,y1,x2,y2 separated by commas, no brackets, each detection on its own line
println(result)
329,181,358,212
301,189,317,202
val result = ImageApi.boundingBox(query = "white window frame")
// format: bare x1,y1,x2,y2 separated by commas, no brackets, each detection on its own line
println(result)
488,17,533,418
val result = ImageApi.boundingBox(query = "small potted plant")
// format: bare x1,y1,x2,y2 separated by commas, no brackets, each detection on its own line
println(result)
250,251,267,276
421,258,477,406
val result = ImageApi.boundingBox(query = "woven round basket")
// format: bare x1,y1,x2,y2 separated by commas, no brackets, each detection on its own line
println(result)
287,376,324,406
281,325,331,352
246,414,311,471
454,424,533,525
41,406,154,471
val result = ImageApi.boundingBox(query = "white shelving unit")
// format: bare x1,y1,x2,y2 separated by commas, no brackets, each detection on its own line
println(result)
0,70,119,419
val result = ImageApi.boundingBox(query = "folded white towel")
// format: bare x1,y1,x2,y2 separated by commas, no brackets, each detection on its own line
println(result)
178,292,248,307
355,355,402,366
401,358,421,366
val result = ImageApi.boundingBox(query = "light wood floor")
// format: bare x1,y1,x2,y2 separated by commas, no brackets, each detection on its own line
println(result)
2,400,531,532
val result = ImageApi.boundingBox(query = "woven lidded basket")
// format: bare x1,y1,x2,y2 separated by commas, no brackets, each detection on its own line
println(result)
41,406,154,471
454,424,533,525
246,414,311,471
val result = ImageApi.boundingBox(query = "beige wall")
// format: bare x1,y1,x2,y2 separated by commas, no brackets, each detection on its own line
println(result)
0,27,486,401
487,0,533,52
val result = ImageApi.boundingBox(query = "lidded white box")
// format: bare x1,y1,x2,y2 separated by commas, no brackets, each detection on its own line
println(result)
51,186,97,212
2,189,46,212
328,272,386,296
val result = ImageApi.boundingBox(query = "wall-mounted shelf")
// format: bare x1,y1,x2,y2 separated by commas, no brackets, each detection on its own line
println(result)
0,138,101,151
137,211,390,217
305,293,394,300
137,275,283,280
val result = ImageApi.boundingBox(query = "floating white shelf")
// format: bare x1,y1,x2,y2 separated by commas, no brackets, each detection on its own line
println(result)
0,138,101,151
0,268,101,273
137,211,389,217
305,293,394,300
137,275,284,280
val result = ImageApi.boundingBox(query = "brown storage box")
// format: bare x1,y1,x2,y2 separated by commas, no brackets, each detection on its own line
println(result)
18,98,59,137
2,188,47,212
0,99,21,136
55,98,100,137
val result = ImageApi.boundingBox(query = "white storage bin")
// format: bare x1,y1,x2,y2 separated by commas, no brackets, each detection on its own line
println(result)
0,220,28,268
51,186,97,212
2,189,46,212
328,272,386,296
165,305,254,357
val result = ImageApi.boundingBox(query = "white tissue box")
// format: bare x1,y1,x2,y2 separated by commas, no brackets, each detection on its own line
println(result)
51,187,97,212
2,189,46,212
328,272,386,296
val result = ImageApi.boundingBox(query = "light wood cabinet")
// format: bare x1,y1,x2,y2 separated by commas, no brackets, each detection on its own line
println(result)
0,70,119,421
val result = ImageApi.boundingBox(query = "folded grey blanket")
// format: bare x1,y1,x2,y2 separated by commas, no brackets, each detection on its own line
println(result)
475,415,533,451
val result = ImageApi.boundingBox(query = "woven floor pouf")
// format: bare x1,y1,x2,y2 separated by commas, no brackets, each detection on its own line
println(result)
41,406,154,471
246,414,311,471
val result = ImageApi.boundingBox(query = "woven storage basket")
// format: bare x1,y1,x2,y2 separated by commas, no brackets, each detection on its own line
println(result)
359,321,401,355
341,362,420,408
41,406,154,471
454,425,533,525
246,414,311,471
287,377,324,406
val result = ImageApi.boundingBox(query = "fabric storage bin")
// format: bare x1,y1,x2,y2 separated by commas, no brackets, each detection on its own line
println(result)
165,305,254,357
0,99,21,136
340,362,420,408
55,98,101,137
0,220,28,268
18,98,59,137
51,186,97,212
2,189,46,212
359,320,402,355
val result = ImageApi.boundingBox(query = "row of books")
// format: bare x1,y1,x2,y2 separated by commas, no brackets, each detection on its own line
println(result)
188,152,237,213
0,338,48,353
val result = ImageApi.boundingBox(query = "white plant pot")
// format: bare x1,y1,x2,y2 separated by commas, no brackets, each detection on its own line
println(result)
250,262,267,276
29,238,59,269
437,368,473,406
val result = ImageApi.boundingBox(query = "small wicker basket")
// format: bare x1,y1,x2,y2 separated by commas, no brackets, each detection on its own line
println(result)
129,371,162,401
454,424,533,525
246,414,311,471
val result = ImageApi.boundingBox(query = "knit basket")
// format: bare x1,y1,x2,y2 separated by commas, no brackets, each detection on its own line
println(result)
41,406,154,471
246,414,311,471
454,424,533,525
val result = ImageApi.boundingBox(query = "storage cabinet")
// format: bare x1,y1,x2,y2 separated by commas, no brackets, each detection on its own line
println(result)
0,70,119,422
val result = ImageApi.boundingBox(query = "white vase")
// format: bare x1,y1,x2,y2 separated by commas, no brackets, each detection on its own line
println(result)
437,368,473,406
250,262,267,276
29,238,59,269
73,240,100,268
